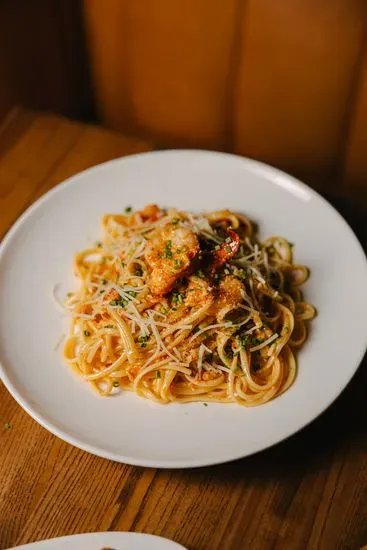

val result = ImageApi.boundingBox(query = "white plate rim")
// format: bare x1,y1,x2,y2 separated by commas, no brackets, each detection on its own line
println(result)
0,149,366,468
7,531,187,550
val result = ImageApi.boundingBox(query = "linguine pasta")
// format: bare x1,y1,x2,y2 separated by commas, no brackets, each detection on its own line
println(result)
62,204,315,406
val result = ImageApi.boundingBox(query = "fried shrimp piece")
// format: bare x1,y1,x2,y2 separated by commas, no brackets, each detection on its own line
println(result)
145,222,200,295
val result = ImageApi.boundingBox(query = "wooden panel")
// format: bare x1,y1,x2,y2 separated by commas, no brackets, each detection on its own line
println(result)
0,0,91,121
233,0,367,183
84,0,239,149
343,52,367,196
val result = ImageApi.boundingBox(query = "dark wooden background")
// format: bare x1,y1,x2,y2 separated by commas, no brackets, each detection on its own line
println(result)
1,0,367,199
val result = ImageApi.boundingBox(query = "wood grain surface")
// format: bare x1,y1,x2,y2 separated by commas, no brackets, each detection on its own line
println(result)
0,108,366,550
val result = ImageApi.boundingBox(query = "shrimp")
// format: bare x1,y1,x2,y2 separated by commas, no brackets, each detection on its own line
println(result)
145,222,200,295
211,229,240,274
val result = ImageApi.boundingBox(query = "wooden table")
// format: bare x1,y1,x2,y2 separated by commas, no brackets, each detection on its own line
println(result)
0,108,366,550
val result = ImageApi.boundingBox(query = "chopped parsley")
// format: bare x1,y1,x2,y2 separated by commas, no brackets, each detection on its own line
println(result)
174,259,183,269
125,206,133,213
3,422,12,431
84,330,90,337
283,325,289,333
214,244,221,251
101,279,107,285
196,269,205,279
112,381,120,387
225,236,232,243
237,335,263,348
203,403,208,407
288,242,294,247
160,306,168,314
67,292,73,298
128,290,137,298
121,261,126,268
225,246,232,253
138,335,150,348
156,370,161,379
171,218,179,225
110,298,127,307
236,269,246,280
172,291,185,306
163,240,173,259
95,241,102,248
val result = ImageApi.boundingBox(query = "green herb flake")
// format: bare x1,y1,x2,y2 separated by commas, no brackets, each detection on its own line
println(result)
128,291,137,298
95,241,102,248
67,292,73,298
121,261,126,268
138,335,150,348
196,269,205,279
171,218,179,225
156,370,161,379
112,381,120,388
135,267,143,277
174,259,183,270
84,330,90,337
163,240,173,259
172,291,185,306
101,279,107,285
225,246,232,253
3,422,12,431
125,206,133,213
203,403,208,407
237,335,263,348
288,242,294,247
160,306,168,314
236,269,246,280
214,244,221,251
110,299,127,308
225,236,232,243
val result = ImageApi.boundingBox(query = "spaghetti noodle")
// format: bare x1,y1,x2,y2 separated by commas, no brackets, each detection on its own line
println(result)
62,205,315,406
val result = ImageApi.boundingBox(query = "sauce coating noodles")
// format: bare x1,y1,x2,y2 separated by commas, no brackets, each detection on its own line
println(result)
63,205,315,406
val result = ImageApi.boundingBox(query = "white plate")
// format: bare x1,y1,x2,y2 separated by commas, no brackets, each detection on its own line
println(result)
8,532,187,550
0,151,366,468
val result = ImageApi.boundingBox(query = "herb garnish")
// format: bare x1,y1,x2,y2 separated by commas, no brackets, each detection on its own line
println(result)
164,240,173,259
172,291,185,306
138,335,150,348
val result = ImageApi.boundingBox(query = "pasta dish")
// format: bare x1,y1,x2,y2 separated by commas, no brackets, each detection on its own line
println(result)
62,205,315,406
